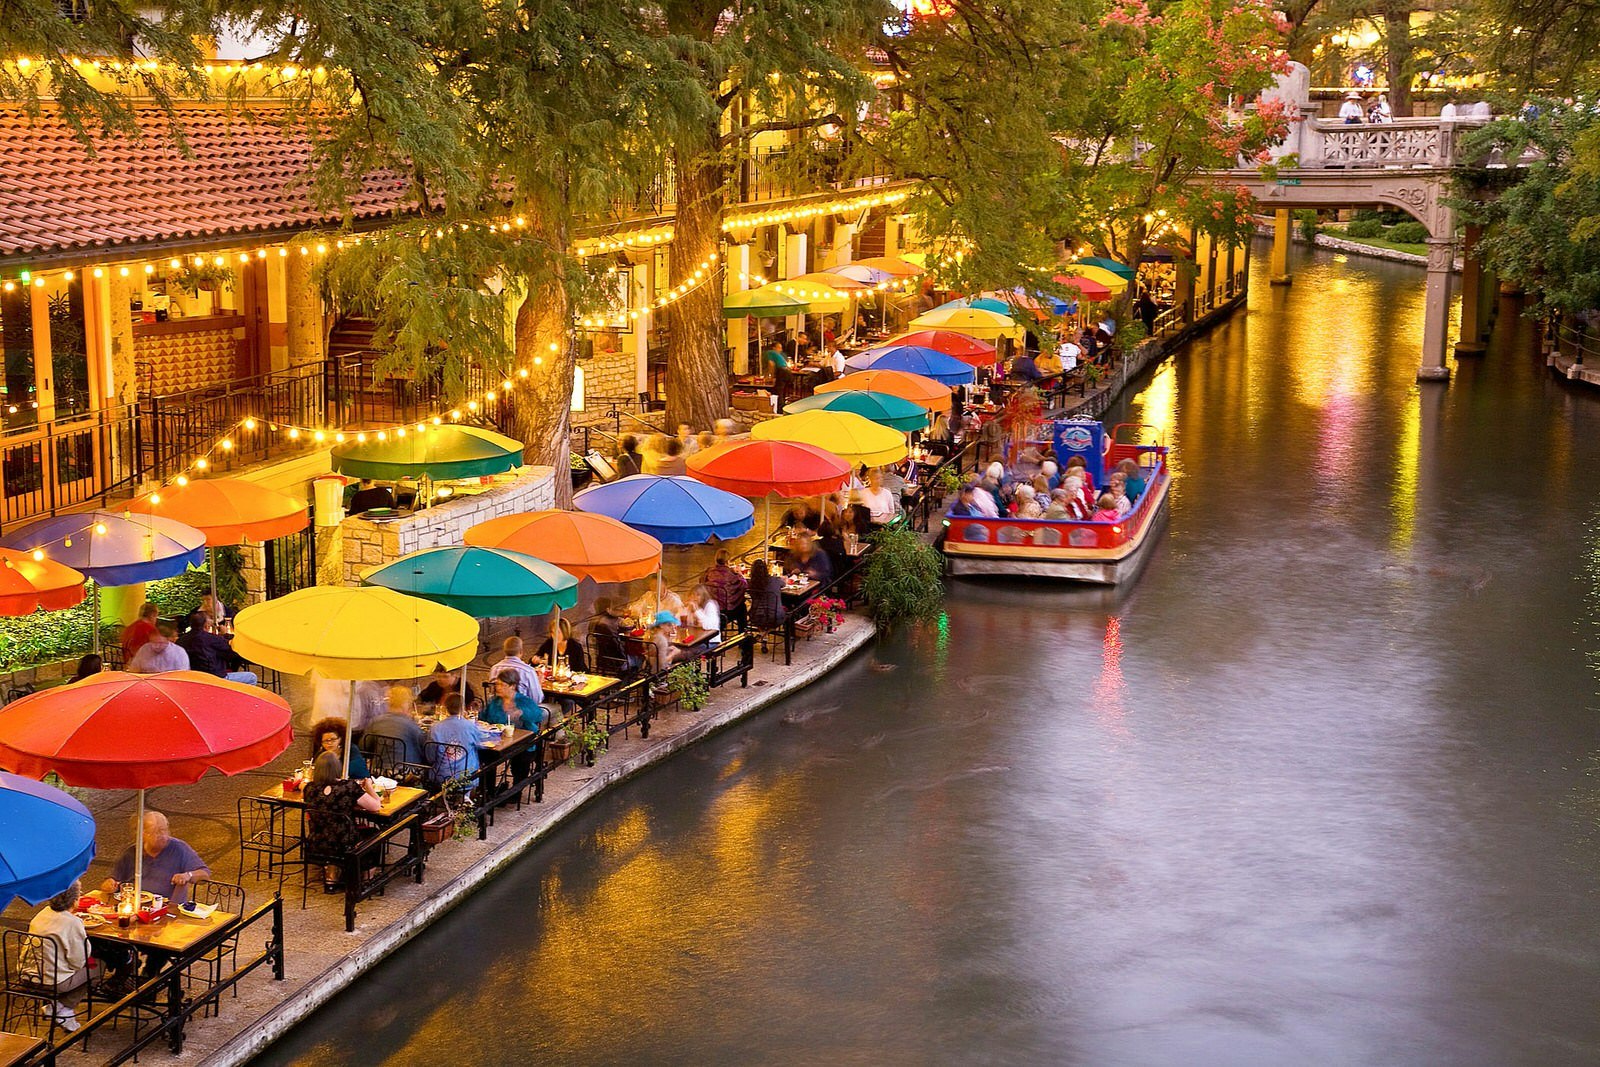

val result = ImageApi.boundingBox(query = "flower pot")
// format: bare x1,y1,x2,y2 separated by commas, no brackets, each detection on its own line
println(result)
421,812,454,845
544,739,572,765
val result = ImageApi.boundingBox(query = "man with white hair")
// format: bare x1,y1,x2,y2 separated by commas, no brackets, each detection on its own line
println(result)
102,811,211,906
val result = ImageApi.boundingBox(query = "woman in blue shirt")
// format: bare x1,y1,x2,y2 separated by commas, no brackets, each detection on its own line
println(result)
482,671,548,732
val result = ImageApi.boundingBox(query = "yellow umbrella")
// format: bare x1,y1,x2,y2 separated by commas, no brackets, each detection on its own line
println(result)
908,306,1026,341
1065,263,1130,292
752,409,909,468
760,279,852,315
233,585,479,680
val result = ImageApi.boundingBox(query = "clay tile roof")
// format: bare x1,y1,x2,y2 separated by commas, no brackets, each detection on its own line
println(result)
0,103,413,264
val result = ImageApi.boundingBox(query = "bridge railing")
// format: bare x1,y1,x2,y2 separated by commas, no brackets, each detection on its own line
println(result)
1277,115,1492,171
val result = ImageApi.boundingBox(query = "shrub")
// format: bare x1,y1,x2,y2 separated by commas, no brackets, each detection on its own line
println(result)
1345,218,1385,239
1294,209,1320,241
1387,221,1429,244
1350,209,1384,223
863,525,944,630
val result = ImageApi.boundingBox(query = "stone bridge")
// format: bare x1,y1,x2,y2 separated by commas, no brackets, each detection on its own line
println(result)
1221,113,1497,381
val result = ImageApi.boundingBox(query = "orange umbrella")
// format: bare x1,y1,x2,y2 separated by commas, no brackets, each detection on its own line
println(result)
816,370,952,414
464,510,662,584
0,550,84,616
853,256,924,277
127,478,308,546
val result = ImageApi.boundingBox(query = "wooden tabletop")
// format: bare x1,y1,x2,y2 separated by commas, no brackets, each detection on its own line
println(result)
540,673,621,699
477,727,536,753
0,1032,42,1067
79,895,239,956
260,783,428,819
780,579,819,600
671,627,718,650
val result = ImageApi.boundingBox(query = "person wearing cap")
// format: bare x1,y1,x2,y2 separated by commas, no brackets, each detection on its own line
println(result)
645,611,684,672
1339,91,1365,124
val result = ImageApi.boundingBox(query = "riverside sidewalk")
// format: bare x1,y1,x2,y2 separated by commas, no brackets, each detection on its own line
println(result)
2,615,875,1067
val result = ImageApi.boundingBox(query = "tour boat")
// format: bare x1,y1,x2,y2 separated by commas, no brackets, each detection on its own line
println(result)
942,420,1171,584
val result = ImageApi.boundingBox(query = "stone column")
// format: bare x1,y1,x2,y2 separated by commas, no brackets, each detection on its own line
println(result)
1418,238,1455,381
1454,224,1486,356
105,271,138,407
1269,209,1292,286
265,250,291,371
285,251,325,367
726,244,752,375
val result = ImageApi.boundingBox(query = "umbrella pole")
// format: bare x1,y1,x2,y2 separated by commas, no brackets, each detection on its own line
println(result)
132,788,145,905
209,545,218,607
92,584,100,655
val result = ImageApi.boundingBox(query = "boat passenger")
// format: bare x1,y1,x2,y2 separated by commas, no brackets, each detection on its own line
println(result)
1107,472,1132,518
1061,476,1093,519
1014,484,1044,519
1091,493,1121,522
1041,460,1060,490
1043,489,1072,520
950,485,981,518
1117,458,1147,500
972,479,1001,517
1064,455,1096,493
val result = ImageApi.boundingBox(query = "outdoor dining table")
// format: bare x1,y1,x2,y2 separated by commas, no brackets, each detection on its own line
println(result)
538,672,621,704
467,726,544,830
259,782,429,820
0,1032,41,1067
671,627,719,651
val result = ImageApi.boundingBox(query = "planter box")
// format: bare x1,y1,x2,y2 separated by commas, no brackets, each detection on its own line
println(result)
544,739,572,765
421,813,455,845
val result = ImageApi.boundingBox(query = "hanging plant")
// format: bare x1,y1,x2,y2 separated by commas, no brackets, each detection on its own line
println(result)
170,262,236,297
665,662,710,713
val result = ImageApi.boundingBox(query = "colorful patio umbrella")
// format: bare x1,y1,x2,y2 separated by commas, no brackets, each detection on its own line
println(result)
789,271,871,293
931,296,1009,315
908,306,1026,341
1048,275,1113,302
0,671,292,902
464,510,663,584
723,288,810,318
1059,264,1128,292
883,330,998,366
127,477,309,606
845,344,977,386
1074,257,1136,280
330,425,524,481
816,370,952,414
0,549,85,616
852,256,923,277
233,585,480,679
752,410,909,468
361,546,579,619
685,440,851,498
575,476,755,544
0,771,96,908
0,511,206,587
833,263,899,285
784,390,932,432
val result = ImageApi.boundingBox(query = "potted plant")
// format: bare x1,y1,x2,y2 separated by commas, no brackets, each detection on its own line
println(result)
422,774,476,844
170,262,236,315
862,525,945,632
574,719,607,766
543,729,573,766
810,597,846,632
665,662,710,713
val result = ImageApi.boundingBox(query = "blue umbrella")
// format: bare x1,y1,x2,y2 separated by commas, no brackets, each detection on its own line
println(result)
0,510,206,586
845,345,977,386
575,475,755,544
932,296,1013,315
0,771,96,908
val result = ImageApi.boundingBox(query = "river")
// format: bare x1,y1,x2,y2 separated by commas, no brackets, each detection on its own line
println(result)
256,245,1600,1066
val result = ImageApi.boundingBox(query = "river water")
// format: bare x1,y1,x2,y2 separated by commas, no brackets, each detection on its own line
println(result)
257,246,1600,1066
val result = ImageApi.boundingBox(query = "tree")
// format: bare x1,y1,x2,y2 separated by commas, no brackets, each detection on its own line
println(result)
650,0,889,431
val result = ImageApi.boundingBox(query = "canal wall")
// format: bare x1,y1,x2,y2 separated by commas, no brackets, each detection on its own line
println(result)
197,619,877,1067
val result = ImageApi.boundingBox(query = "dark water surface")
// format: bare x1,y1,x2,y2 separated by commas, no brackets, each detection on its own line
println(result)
257,247,1600,1066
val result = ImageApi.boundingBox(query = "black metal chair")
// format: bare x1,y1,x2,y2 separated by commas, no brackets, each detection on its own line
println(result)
237,796,298,888
2,930,89,1040
183,881,246,1017
360,734,428,785
424,740,472,790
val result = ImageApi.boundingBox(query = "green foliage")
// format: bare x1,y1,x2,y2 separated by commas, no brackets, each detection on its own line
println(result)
1459,101,1600,317
1346,218,1385,239
1295,209,1320,241
936,464,965,498
1386,221,1429,244
0,598,112,674
665,662,710,713
862,525,944,630
169,263,236,297
574,718,608,764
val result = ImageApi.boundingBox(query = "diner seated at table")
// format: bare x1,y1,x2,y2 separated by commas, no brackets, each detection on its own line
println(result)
364,686,428,765
489,636,545,703
685,585,721,640
120,601,160,664
645,611,684,671
627,587,685,625
304,752,382,894
483,670,549,732
429,694,499,782
857,470,899,526
746,560,784,631
310,717,371,780
26,880,94,1031
179,611,257,685
348,479,396,513
72,654,102,682
792,532,833,587
703,551,748,630
778,501,822,533
615,435,644,477
535,618,588,672
417,664,480,711
589,598,643,673
185,594,231,634
126,622,189,674
102,811,210,907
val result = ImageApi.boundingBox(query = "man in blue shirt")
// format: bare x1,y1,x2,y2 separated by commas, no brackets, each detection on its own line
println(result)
364,687,428,765
101,811,210,906
428,694,498,782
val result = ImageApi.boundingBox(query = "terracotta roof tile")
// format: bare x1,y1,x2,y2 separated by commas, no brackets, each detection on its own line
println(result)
0,104,411,263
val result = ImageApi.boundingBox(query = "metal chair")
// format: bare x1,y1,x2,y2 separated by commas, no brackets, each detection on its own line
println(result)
237,796,299,888
183,882,246,1017
424,741,471,790
2,930,88,1041
360,734,427,785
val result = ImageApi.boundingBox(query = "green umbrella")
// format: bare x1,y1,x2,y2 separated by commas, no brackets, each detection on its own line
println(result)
361,546,578,618
1074,257,1137,280
331,425,523,480
784,389,932,432
723,288,811,318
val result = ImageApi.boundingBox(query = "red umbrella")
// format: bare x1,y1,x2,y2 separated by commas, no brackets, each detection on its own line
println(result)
882,329,998,366
1051,274,1114,302
0,549,85,616
686,440,851,498
0,671,293,901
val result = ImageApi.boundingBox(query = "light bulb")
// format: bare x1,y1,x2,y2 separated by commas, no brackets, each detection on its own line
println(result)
244,418,257,431
288,428,300,440
63,538,72,548
196,458,208,470
397,427,406,438
356,433,366,443
313,430,325,443
335,433,345,443
220,439,233,450
31,550,43,561
93,523,107,535
150,494,161,504
376,432,386,442
175,475,188,486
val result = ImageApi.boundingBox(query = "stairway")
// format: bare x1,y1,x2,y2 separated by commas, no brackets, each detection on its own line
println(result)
327,315,381,361
853,216,888,260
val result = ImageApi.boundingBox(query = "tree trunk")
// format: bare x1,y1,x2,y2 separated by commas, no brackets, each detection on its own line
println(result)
509,213,576,508
664,121,731,432
1383,1,1414,117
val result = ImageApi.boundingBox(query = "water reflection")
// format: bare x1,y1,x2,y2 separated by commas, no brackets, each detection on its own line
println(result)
259,243,1600,1066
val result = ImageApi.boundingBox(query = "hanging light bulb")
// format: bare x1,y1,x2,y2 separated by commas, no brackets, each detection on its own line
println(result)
94,523,107,535
220,439,233,450
313,430,326,443
244,418,257,431
175,475,188,486
288,428,300,440
31,550,43,561
196,458,209,470
149,494,161,505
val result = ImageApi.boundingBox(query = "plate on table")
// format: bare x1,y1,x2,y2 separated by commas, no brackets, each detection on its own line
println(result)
79,913,106,928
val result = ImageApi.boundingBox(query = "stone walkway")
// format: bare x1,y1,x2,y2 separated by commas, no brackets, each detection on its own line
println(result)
1,616,875,1067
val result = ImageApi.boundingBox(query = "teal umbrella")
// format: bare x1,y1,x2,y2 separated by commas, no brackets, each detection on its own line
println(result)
785,389,932,432
1074,257,1137,280
331,425,523,481
361,546,578,619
